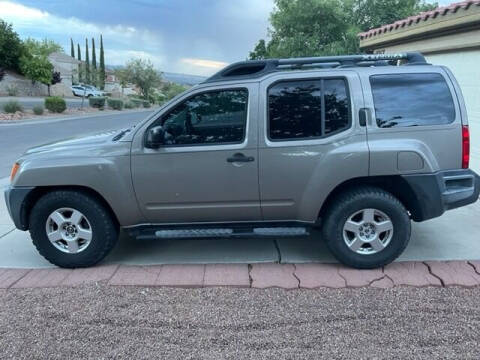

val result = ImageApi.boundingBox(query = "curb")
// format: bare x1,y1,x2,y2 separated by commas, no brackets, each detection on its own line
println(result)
1,260,480,290
0,108,155,126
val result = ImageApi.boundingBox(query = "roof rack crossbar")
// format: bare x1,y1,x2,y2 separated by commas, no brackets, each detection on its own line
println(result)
203,52,427,83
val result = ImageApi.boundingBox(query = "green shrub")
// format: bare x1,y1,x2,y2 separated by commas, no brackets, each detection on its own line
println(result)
88,97,106,109
124,101,135,109
3,100,23,113
6,85,18,96
107,98,124,110
143,100,151,108
130,98,143,108
45,96,66,113
33,105,44,115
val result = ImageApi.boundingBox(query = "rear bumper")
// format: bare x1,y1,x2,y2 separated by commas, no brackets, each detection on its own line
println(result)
402,169,480,222
3,186,35,230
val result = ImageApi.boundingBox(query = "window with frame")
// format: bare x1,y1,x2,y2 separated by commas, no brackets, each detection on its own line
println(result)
268,78,350,140
160,89,248,145
370,73,455,128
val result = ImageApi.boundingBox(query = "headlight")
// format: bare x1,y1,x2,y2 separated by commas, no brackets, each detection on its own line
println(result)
10,163,19,182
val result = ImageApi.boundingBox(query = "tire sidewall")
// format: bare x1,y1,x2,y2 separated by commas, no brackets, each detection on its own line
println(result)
30,192,117,267
324,193,410,269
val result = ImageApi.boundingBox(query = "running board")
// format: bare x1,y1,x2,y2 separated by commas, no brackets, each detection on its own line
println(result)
132,226,309,240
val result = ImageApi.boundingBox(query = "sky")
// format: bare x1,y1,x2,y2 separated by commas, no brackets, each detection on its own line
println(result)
0,0,453,76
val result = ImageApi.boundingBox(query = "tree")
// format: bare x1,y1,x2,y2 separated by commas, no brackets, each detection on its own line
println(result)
123,58,162,99
91,37,97,86
19,37,64,94
249,0,437,59
248,39,268,60
85,38,90,84
70,38,74,58
19,55,53,93
0,67,5,82
77,43,83,83
23,38,62,57
0,19,24,72
99,35,105,90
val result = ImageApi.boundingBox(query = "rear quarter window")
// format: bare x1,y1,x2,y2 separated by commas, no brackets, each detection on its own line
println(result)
370,73,455,128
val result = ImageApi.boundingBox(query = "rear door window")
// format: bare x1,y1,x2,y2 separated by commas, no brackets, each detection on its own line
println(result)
370,73,455,128
268,78,350,140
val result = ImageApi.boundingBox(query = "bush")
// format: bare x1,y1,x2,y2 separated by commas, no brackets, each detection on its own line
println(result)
33,105,44,115
107,98,124,110
6,84,18,96
143,100,151,108
124,101,135,109
3,100,23,113
130,98,143,108
45,96,66,113
89,97,106,109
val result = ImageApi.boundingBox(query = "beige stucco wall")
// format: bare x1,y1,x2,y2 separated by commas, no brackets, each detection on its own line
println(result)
369,29,480,55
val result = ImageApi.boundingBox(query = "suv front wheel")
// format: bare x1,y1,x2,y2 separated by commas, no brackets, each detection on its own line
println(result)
322,186,411,269
29,190,119,268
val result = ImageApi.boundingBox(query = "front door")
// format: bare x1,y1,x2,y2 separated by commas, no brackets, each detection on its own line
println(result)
131,84,261,224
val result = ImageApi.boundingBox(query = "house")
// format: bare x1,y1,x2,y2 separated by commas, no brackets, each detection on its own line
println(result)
48,52,81,96
358,0,480,169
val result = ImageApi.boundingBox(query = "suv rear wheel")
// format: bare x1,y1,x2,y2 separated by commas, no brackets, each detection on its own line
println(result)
322,186,411,269
29,190,118,268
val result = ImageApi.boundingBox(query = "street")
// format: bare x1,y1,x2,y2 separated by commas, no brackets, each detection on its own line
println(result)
0,110,153,177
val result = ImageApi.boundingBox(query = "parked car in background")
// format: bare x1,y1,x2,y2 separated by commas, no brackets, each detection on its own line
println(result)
5,52,480,269
71,85,105,97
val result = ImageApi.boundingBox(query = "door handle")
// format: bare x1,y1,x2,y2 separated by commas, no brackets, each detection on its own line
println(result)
359,108,372,127
227,153,255,163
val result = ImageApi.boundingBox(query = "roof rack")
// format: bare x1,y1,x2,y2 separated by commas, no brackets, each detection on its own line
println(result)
203,52,427,84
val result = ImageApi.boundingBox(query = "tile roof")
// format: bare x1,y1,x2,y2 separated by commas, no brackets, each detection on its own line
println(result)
358,0,480,39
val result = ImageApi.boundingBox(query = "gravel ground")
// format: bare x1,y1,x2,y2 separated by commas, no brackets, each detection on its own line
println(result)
1,285,479,359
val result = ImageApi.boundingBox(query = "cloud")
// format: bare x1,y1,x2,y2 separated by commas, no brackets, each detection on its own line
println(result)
0,1,166,66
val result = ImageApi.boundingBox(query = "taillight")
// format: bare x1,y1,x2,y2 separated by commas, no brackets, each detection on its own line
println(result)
462,125,470,169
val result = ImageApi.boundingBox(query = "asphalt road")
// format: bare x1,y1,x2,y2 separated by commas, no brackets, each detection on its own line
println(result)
0,110,154,177
0,96,89,111
1,285,479,359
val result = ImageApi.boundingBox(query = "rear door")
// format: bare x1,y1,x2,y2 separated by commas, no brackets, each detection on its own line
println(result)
258,70,368,222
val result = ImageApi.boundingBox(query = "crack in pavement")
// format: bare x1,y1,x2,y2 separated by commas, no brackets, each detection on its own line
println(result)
467,261,480,276
423,261,445,287
247,264,253,287
291,264,300,288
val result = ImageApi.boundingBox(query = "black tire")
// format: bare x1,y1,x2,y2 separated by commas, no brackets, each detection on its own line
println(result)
322,186,411,269
29,190,118,268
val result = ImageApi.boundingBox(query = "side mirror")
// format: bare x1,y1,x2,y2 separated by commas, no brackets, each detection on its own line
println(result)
145,125,165,149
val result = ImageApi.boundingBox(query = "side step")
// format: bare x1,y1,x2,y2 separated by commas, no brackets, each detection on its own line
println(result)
133,226,309,240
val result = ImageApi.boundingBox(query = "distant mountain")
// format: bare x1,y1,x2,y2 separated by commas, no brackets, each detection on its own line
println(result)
106,65,207,86
162,72,207,86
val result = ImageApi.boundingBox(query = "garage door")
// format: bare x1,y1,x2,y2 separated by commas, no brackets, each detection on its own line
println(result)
427,50,480,172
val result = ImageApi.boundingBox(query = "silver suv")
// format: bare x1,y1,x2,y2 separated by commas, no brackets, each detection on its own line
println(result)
4,52,480,269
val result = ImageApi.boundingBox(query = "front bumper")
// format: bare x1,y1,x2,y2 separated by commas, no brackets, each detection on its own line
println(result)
402,169,480,222
4,186,35,230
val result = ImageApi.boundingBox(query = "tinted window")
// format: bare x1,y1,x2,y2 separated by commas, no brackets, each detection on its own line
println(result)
268,79,350,140
370,73,455,128
161,89,248,145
